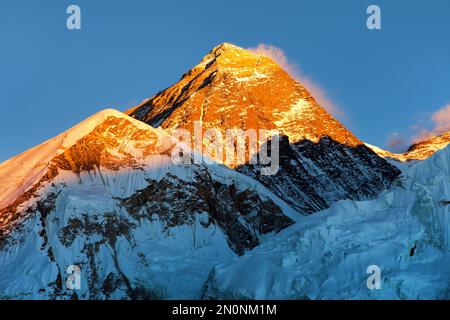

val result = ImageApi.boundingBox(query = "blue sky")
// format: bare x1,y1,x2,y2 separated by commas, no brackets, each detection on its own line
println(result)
0,0,449,162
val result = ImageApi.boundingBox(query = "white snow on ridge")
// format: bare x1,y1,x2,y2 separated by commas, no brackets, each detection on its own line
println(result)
0,109,167,210
274,99,311,127
204,146,450,300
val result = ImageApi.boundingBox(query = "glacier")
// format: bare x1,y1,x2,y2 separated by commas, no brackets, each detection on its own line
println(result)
203,145,450,299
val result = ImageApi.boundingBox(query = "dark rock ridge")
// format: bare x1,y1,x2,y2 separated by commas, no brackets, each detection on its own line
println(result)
237,135,401,214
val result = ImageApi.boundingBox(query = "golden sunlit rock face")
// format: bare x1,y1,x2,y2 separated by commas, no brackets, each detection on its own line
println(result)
0,115,169,239
406,131,450,160
49,116,165,174
367,131,450,162
125,43,401,215
127,43,361,153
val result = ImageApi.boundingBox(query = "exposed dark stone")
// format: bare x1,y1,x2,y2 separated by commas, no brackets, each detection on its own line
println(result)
439,200,450,206
121,170,293,255
58,213,133,248
103,273,124,298
410,244,417,257
36,191,60,256
237,135,401,214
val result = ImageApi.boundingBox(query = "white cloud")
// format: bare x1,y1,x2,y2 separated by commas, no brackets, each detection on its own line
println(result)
387,132,408,153
248,43,344,118
413,104,450,142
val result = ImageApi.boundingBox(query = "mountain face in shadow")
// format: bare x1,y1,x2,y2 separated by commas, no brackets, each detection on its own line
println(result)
237,135,400,214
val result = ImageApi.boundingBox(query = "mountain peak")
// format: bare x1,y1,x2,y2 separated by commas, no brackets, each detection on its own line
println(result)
205,42,253,58
197,42,278,75
211,42,244,53
126,43,399,229
366,130,450,162
0,109,169,210
128,43,361,150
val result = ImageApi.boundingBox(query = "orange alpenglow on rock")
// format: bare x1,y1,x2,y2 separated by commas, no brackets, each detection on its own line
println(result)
127,43,362,166
366,131,450,162
126,43,401,214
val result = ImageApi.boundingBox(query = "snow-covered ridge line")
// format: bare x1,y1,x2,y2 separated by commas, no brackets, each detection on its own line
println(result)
365,130,450,163
0,109,166,210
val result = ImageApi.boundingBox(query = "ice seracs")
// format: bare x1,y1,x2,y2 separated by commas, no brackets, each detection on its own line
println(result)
203,145,450,299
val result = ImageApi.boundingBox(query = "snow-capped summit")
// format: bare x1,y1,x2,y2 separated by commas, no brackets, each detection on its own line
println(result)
127,42,359,147
0,109,167,210
127,43,400,214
